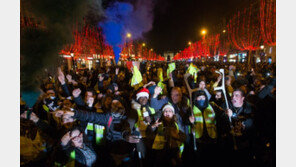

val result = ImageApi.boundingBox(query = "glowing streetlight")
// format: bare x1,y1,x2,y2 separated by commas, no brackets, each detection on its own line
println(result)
201,29,207,36
150,48,153,51
223,29,226,33
126,33,132,38
260,45,264,49
188,41,192,46
142,43,146,47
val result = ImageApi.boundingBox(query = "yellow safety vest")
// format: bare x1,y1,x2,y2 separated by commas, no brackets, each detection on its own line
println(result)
193,105,217,139
152,122,184,154
135,106,155,138
85,123,105,145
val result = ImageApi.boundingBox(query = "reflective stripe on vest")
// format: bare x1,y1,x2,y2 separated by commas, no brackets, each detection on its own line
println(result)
70,150,75,160
175,123,185,157
95,124,105,144
149,107,156,115
42,105,49,112
152,122,183,151
193,105,217,139
85,123,105,145
86,123,94,131
135,108,148,137
179,143,184,158
135,106,155,137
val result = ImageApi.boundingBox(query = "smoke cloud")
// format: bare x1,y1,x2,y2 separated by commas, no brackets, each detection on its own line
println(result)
99,0,155,63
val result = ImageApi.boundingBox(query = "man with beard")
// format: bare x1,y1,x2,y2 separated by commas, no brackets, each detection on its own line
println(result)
210,90,224,107
56,97,140,167
150,87,191,128
150,86,191,161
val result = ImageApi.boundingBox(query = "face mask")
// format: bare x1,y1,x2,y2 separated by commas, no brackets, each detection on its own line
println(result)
197,100,206,108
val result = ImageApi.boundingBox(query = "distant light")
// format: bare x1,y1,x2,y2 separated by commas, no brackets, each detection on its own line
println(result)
63,55,71,58
70,53,74,57
260,45,264,49
87,57,93,60
150,48,153,51
188,41,192,45
126,33,132,38
223,30,226,33
201,29,207,35
142,43,146,47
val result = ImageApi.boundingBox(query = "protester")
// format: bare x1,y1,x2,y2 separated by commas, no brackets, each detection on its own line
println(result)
20,61,275,167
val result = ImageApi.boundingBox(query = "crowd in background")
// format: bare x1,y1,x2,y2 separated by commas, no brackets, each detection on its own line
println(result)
20,61,276,167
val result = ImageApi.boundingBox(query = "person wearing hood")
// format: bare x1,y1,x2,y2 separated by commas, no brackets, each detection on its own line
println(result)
57,97,140,166
188,90,230,167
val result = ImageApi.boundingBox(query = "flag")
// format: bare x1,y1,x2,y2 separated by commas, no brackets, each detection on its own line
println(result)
167,63,176,78
187,63,199,83
131,65,143,87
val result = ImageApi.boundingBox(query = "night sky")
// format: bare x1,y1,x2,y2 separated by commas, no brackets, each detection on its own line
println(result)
143,0,250,53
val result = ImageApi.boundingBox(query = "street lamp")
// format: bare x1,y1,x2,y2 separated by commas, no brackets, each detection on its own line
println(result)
126,33,132,60
188,41,192,46
223,29,226,33
201,29,207,36
142,43,146,47
126,33,132,38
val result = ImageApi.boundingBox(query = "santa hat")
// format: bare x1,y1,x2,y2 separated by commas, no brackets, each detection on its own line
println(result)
136,88,150,100
162,104,175,114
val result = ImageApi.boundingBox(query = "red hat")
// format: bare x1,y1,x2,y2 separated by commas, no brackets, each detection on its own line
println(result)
136,88,150,100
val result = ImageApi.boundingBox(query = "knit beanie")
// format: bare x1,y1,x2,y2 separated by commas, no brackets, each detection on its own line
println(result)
162,104,175,114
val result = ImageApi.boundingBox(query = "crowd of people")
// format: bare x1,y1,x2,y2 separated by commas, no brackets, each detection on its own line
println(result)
20,61,276,167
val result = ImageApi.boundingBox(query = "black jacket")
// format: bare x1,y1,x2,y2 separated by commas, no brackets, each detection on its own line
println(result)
72,109,134,155
61,142,96,167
